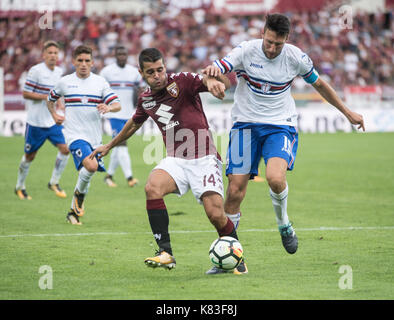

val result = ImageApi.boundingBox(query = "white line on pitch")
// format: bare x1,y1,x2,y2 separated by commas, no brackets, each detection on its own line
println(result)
0,226,393,239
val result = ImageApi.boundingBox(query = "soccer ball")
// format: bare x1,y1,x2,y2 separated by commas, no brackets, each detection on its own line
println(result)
209,236,243,270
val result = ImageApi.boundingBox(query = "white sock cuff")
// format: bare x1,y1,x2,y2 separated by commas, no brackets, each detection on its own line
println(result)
56,151,69,160
270,183,288,201
225,212,241,230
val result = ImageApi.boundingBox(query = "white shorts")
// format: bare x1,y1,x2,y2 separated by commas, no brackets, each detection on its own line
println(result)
153,155,224,204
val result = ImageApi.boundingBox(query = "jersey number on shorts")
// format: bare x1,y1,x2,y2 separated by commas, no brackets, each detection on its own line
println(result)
281,136,292,156
203,174,216,187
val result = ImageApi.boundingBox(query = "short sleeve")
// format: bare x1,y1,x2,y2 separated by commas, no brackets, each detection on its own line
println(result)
213,41,245,74
101,79,120,105
132,97,149,124
48,78,63,102
23,67,39,93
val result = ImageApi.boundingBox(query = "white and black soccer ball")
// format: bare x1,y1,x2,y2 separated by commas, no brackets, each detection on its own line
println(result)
209,236,243,270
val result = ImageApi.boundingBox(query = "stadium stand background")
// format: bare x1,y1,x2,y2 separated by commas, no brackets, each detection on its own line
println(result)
0,0,392,133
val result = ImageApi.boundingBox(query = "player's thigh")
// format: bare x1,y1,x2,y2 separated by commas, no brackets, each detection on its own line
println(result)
145,169,178,199
69,140,105,173
47,124,67,150
148,157,187,197
24,124,47,155
226,123,262,179
186,155,224,205
261,127,298,172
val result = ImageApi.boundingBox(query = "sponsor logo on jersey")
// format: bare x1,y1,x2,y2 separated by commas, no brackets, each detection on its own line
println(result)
156,104,174,125
166,82,179,98
67,85,78,88
142,100,157,109
250,62,264,69
162,121,179,131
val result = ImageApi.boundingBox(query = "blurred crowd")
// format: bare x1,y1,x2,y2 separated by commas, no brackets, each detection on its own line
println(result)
0,6,392,94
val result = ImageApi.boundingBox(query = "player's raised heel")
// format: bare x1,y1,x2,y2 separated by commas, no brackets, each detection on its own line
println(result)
48,183,67,198
104,175,117,187
127,177,139,187
279,222,298,254
72,190,85,217
15,188,32,200
66,210,82,225
144,250,176,270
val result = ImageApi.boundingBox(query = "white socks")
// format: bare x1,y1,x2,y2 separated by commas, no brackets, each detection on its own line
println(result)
270,184,290,227
107,147,119,176
226,212,241,230
49,152,69,185
118,146,132,179
74,167,94,194
15,155,31,190
107,146,133,179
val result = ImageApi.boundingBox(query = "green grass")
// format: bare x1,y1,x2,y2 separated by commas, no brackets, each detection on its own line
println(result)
0,132,393,300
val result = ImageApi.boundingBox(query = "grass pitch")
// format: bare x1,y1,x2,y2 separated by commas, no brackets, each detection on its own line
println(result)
0,132,393,300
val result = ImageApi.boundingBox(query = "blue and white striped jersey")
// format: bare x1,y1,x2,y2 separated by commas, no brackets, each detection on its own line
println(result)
214,39,319,127
48,72,119,148
23,62,63,127
99,63,143,120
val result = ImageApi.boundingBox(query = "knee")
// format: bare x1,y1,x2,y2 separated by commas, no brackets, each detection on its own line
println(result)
25,152,36,162
83,160,98,173
59,145,70,155
266,174,286,193
145,182,163,199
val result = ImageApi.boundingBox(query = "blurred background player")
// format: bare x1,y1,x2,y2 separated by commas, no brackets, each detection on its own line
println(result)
15,40,69,200
100,45,143,188
203,13,365,256
90,48,245,273
47,45,120,225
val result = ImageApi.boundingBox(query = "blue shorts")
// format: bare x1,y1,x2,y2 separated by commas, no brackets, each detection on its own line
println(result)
109,118,127,138
69,139,106,172
226,122,298,179
24,124,66,154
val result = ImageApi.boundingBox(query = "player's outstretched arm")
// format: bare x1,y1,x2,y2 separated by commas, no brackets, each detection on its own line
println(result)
89,119,142,160
46,100,65,125
312,78,365,131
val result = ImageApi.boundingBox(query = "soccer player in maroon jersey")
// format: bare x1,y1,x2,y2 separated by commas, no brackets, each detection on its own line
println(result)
90,48,246,273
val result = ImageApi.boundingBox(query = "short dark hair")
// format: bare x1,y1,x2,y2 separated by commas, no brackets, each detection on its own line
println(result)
264,13,291,36
72,45,93,59
138,48,163,70
43,40,59,51
115,44,127,53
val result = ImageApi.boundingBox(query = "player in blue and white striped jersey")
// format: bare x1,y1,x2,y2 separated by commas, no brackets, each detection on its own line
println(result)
47,45,121,225
15,41,70,201
203,13,365,274
99,45,144,188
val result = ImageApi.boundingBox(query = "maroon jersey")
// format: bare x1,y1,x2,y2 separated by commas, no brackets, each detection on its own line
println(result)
133,72,220,160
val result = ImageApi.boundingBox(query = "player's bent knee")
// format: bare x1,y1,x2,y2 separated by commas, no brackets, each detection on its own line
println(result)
25,152,36,162
266,175,286,192
144,182,163,199
83,159,98,173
